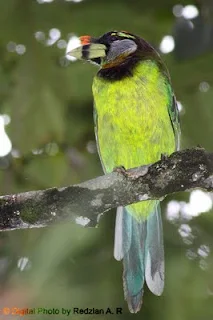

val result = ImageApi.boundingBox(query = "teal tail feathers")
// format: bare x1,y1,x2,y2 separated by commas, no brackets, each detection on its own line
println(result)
114,204,164,313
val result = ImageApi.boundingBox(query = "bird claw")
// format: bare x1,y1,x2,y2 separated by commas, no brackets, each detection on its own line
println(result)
113,166,127,175
160,153,168,161
113,166,142,179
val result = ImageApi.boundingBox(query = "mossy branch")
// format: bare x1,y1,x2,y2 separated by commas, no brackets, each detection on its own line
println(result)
0,147,213,231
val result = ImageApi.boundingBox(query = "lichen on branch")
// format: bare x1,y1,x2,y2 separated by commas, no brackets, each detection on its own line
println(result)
0,148,213,232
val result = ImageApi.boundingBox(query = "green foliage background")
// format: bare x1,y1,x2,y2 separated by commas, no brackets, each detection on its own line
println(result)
0,0,213,318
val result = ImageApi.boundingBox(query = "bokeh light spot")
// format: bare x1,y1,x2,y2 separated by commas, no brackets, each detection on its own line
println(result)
198,245,210,258
173,4,183,17
199,81,210,92
0,115,12,157
159,35,175,54
178,224,192,238
35,31,46,42
57,39,67,49
182,5,199,19
6,41,16,52
49,28,61,41
16,44,26,55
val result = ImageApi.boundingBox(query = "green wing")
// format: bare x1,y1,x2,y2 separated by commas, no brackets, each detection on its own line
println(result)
171,95,181,151
93,104,107,172
167,84,181,151
161,61,181,151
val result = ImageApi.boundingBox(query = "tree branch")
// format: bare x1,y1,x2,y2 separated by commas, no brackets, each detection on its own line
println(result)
1,147,213,231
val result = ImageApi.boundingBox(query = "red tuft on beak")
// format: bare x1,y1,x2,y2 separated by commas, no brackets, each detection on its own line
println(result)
80,35,91,45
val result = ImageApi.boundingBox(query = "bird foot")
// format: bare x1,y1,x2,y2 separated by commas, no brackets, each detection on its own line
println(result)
113,166,143,179
113,166,127,176
113,166,135,178
160,153,168,161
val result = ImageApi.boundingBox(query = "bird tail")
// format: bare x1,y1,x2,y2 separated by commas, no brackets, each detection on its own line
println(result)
114,204,164,313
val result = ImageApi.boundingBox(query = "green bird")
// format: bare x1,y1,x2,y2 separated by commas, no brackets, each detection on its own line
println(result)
67,31,180,313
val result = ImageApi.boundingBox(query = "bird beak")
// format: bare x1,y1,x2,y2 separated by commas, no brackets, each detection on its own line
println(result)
66,35,107,60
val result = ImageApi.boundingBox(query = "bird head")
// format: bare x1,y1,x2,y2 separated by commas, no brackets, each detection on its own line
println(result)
67,31,141,68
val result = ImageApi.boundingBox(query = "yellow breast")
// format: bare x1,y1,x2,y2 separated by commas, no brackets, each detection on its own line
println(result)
93,60,175,173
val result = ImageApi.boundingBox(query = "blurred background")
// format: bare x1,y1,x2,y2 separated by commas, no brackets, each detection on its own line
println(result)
0,0,213,318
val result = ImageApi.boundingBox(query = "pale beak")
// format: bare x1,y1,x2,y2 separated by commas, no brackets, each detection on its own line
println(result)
67,43,107,60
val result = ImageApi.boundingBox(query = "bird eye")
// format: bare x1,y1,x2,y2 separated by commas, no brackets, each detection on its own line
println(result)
110,33,120,41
